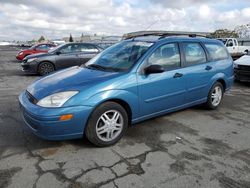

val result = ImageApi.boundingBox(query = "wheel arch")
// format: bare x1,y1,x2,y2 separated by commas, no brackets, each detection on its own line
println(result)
102,98,132,125
210,73,228,92
216,78,226,91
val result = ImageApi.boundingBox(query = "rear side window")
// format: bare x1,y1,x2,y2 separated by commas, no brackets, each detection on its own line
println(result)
204,43,229,61
183,43,206,66
78,44,99,53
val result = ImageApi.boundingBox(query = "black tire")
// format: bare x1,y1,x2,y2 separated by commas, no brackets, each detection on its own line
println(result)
85,102,128,147
38,62,55,76
205,82,224,110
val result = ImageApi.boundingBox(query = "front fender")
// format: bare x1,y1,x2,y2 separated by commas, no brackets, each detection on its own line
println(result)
84,89,139,120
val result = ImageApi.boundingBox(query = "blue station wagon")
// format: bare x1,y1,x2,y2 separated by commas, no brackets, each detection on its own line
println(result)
19,34,234,146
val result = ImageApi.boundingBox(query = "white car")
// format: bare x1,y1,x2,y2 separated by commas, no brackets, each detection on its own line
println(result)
218,38,250,58
234,55,250,82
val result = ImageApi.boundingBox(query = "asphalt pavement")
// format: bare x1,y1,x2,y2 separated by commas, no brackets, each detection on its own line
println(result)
0,46,250,188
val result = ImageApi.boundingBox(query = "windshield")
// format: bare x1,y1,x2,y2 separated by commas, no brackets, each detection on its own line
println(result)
84,41,153,72
29,44,37,50
48,43,65,53
217,39,227,45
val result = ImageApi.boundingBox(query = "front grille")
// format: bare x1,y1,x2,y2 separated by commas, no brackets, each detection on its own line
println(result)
238,65,250,71
25,91,38,104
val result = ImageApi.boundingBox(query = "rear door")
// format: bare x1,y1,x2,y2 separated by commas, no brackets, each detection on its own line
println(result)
55,44,81,69
77,44,100,65
137,42,186,116
180,42,215,103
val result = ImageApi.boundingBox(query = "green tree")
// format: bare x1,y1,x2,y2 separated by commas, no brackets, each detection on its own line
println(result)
38,35,45,42
235,23,250,38
211,29,238,38
69,34,74,42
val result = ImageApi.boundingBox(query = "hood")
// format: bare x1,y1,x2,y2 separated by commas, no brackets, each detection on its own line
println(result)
25,52,48,59
234,55,250,66
27,66,122,100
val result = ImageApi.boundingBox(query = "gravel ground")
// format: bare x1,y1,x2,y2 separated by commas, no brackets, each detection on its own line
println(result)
0,46,250,188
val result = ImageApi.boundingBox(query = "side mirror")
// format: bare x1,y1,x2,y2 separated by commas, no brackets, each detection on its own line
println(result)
56,51,61,55
144,64,164,74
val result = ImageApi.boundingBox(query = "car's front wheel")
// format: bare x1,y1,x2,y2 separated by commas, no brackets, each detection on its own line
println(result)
85,102,128,147
206,82,224,109
38,62,55,76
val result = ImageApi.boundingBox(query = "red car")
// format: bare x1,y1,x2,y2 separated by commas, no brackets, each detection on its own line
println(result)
16,43,56,61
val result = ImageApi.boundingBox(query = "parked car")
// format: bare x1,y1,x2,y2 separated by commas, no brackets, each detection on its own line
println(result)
234,54,250,82
21,42,103,75
16,43,56,61
19,35,234,146
218,38,250,59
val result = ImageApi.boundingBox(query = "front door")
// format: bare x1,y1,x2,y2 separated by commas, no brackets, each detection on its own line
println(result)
77,44,100,65
55,44,80,69
226,39,237,56
137,43,186,117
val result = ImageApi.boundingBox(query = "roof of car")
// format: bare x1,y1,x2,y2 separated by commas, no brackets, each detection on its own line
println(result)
125,36,221,44
122,30,220,44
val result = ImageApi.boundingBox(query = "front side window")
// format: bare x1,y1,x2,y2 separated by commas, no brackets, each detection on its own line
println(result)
147,43,181,70
36,44,50,51
226,39,233,47
59,44,80,53
183,43,206,66
204,43,229,61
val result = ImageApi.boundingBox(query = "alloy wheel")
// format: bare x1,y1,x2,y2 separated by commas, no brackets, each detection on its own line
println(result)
96,110,124,142
211,86,222,106
39,63,54,75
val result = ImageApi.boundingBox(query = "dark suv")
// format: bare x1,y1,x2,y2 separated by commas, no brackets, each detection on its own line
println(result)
21,42,103,75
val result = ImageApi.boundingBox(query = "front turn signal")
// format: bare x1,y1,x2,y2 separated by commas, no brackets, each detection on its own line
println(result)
59,114,74,121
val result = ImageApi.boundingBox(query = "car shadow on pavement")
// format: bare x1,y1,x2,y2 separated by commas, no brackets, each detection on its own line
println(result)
234,80,250,87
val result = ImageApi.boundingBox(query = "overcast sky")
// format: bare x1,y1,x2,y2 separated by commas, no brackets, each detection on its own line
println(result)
0,0,250,41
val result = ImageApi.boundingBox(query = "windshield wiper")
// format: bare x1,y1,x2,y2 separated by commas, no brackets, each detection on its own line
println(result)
83,64,123,72
84,64,107,70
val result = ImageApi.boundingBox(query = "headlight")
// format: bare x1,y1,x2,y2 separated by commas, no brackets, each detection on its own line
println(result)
37,91,79,107
27,58,37,63
19,52,23,55
234,63,238,68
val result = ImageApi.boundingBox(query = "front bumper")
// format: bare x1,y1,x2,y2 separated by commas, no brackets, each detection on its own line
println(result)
19,91,93,140
234,68,250,82
16,55,23,61
21,61,38,73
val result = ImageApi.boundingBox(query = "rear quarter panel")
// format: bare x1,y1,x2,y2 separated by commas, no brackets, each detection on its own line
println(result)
209,58,234,91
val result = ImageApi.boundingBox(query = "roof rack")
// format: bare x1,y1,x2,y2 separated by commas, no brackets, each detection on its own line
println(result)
122,31,212,40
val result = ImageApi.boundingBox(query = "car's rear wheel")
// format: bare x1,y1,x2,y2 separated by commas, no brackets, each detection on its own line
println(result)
85,102,128,147
38,62,55,76
206,82,224,109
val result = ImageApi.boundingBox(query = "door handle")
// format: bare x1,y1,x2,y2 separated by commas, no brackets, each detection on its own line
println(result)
173,73,183,78
205,65,212,71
